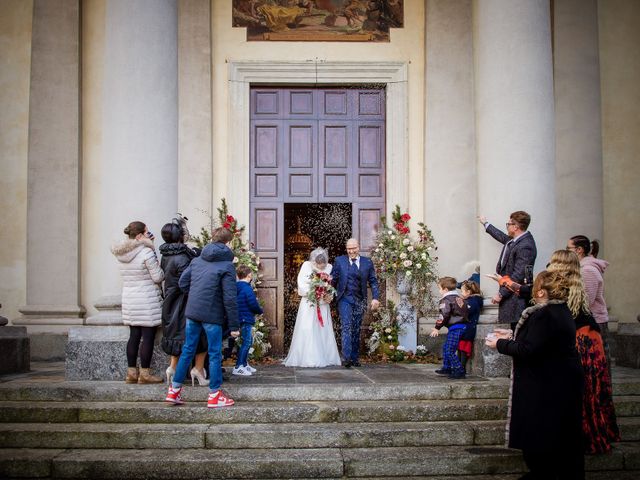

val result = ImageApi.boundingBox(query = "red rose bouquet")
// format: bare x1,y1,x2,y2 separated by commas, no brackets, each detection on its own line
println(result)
307,272,336,327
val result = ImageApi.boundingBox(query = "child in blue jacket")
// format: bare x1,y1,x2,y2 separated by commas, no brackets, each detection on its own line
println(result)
232,264,263,376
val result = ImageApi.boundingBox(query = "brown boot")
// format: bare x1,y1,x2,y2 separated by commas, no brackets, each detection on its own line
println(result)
125,367,138,384
138,368,163,384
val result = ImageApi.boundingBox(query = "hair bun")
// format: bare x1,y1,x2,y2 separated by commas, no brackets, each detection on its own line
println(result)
124,226,131,235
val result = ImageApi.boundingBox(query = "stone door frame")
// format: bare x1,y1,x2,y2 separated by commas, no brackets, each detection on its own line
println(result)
227,61,408,225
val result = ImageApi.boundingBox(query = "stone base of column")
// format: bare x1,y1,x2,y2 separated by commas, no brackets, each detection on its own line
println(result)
472,305,512,377
15,305,86,326
0,326,30,374
65,326,168,380
614,323,640,369
85,296,124,326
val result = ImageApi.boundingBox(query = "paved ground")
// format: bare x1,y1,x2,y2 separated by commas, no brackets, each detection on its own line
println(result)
2,361,639,387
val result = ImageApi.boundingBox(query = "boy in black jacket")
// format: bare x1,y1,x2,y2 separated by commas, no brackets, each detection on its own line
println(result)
429,276,469,379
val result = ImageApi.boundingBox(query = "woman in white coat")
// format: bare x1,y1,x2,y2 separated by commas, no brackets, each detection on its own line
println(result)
111,221,164,384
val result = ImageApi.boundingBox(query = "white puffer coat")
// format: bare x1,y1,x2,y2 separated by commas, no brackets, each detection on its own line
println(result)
111,238,164,327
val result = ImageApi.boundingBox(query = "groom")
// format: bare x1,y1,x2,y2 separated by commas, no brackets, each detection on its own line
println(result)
333,238,380,368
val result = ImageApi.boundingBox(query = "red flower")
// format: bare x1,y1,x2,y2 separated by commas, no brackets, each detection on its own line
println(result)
401,213,411,222
226,215,235,223
223,222,231,229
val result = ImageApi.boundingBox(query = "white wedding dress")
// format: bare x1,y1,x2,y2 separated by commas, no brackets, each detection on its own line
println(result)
283,261,342,367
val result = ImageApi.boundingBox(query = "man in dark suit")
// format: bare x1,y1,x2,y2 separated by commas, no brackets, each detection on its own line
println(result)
332,238,380,368
478,211,537,327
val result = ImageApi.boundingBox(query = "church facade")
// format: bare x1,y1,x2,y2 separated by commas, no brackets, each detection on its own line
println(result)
1,0,638,356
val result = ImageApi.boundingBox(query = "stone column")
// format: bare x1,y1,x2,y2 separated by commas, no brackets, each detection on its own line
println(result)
178,0,213,226
16,0,85,332
83,0,179,325
554,0,603,246
474,0,556,297
424,0,477,281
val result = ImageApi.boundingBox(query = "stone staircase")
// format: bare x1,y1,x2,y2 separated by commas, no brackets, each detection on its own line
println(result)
0,364,639,479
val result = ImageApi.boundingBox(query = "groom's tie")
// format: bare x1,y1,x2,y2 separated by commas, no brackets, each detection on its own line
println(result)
349,259,362,300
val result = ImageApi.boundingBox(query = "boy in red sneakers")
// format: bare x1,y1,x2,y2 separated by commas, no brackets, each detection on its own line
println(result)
165,227,240,408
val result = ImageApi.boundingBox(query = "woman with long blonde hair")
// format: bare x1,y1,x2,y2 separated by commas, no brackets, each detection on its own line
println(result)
548,249,620,454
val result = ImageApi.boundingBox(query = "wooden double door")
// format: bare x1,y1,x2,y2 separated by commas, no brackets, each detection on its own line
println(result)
249,87,386,353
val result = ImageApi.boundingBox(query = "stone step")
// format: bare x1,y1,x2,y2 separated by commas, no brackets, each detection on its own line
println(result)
0,378,512,402
1,375,637,403
0,444,638,479
1,418,637,452
0,420,505,450
0,399,508,424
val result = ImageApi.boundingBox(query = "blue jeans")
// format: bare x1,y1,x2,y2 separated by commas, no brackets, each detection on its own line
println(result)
172,319,223,392
235,323,253,368
339,298,366,362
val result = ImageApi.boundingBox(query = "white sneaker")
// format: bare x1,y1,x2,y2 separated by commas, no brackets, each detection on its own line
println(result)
232,366,252,376
245,364,257,373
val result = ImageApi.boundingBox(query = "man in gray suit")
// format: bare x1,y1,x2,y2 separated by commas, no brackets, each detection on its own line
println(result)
478,211,537,327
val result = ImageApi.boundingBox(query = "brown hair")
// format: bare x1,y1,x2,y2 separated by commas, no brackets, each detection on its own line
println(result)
124,221,146,239
211,227,233,244
236,265,252,280
510,211,531,231
533,270,569,302
438,276,457,291
461,280,481,296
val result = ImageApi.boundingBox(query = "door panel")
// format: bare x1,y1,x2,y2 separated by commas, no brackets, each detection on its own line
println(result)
353,203,385,254
250,87,385,355
250,202,284,352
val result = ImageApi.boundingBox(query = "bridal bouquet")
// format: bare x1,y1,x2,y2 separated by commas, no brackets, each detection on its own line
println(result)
307,272,336,327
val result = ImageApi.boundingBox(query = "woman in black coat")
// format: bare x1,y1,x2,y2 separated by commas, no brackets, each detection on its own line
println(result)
486,270,585,479
159,219,208,385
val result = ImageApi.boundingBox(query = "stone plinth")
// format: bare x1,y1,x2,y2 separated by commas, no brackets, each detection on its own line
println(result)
0,327,30,374
66,326,167,381
614,323,640,369
472,306,512,378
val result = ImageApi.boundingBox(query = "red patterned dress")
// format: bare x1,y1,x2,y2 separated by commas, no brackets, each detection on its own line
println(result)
575,311,620,454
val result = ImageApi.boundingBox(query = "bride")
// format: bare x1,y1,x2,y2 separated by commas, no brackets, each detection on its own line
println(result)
284,248,342,367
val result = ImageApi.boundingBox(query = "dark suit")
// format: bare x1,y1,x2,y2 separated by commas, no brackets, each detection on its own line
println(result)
332,255,379,362
485,225,537,325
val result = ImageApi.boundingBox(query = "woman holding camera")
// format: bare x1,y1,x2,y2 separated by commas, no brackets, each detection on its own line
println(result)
111,221,164,384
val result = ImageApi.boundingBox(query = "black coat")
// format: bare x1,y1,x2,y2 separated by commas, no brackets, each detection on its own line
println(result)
486,225,537,324
159,243,203,356
497,302,584,453
179,242,239,331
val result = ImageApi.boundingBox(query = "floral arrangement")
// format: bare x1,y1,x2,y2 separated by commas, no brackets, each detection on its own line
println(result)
191,199,269,358
307,272,336,327
370,205,439,315
366,300,402,355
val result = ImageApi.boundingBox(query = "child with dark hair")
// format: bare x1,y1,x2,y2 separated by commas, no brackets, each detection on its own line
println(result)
232,264,263,376
458,280,483,374
430,276,469,379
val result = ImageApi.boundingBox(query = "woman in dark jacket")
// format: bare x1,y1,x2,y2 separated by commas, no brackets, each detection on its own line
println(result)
486,270,585,479
159,219,207,385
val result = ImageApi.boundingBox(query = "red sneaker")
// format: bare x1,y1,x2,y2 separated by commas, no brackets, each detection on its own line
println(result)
165,386,184,405
207,390,235,408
